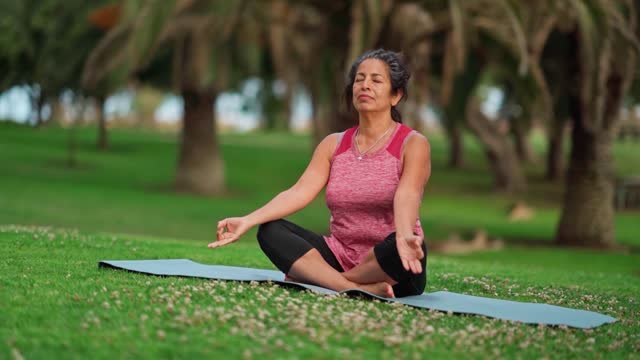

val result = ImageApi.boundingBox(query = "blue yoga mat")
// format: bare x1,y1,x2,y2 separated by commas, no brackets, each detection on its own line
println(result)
98,259,616,329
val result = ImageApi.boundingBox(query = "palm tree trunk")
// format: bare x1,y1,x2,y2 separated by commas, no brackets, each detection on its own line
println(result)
511,119,536,163
263,78,289,132
466,97,526,192
175,89,224,195
33,90,45,127
555,109,614,247
96,96,109,150
67,98,86,168
308,56,352,146
545,118,567,181
48,97,63,127
441,49,485,169
309,90,333,148
554,23,635,248
445,122,464,168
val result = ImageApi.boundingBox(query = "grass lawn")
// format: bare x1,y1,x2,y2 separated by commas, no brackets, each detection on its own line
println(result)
1,122,639,358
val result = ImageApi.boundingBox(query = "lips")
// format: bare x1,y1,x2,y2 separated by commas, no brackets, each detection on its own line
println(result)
357,94,373,101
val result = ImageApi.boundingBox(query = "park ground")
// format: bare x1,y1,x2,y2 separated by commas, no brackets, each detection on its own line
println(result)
1,122,639,358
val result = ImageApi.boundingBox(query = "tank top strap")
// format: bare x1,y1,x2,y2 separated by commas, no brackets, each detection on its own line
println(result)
334,126,358,157
386,124,415,159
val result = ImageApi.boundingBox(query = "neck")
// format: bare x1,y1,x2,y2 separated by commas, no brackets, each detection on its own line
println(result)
357,112,396,139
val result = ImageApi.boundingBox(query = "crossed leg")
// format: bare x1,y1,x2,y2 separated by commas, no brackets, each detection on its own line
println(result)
341,249,397,285
286,248,396,298
257,219,398,298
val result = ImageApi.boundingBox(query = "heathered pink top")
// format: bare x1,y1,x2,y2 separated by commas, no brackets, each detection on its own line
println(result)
323,122,424,271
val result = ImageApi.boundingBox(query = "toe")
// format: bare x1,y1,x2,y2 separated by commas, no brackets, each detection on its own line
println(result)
387,284,395,298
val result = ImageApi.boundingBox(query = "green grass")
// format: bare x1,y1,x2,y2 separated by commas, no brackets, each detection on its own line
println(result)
2,225,639,358
0,122,638,246
1,122,639,358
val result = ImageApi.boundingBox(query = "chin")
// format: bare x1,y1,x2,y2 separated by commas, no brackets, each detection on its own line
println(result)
356,107,380,114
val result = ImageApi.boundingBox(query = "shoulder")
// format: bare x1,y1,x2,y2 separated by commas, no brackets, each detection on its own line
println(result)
402,130,430,160
313,131,344,160
317,132,341,150
317,126,358,155
405,131,430,150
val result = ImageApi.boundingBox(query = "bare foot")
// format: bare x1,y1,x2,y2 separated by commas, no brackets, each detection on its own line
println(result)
358,282,395,298
283,274,393,298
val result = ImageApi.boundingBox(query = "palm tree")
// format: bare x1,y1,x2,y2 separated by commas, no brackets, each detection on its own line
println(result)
428,0,638,244
416,0,532,191
552,0,639,247
83,0,264,195
268,0,435,145
266,1,352,144
0,0,108,127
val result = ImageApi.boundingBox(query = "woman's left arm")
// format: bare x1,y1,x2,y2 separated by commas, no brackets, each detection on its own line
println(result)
394,133,431,273
394,133,431,242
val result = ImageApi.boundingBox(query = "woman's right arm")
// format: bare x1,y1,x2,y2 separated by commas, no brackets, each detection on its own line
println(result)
209,133,338,248
244,133,338,227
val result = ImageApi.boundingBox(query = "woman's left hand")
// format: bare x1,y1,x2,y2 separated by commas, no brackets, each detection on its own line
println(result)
396,234,424,274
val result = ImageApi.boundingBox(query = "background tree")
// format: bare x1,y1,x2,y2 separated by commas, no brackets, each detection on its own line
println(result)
552,0,639,247
268,0,435,146
84,0,265,195
0,0,107,126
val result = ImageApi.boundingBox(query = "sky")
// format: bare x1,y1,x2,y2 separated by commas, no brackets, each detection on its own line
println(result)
0,82,312,131
0,81,505,130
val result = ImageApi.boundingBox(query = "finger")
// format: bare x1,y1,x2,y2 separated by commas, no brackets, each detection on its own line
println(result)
413,260,422,274
211,234,238,247
221,233,236,242
216,221,226,239
401,257,409,271
208,238,233,248
409,260,418,274
208,240,225,248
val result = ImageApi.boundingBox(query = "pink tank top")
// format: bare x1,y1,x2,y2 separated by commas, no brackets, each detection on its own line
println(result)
323,122,424,271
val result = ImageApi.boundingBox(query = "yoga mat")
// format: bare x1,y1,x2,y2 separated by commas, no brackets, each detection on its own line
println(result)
98,259,616,329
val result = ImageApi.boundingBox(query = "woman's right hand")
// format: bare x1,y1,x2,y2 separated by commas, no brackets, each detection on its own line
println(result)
208,217,253,248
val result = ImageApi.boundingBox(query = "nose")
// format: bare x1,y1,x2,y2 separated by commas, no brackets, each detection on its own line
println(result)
360,77,371,90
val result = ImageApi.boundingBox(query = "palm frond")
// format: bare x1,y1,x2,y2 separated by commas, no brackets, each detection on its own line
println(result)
128,0,178,71
449,0,466,72
494,0,529,75
82,21,135,90
346,0,393,65
600,0,640,54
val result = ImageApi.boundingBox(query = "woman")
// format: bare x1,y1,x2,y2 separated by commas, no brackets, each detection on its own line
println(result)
208,49,431,298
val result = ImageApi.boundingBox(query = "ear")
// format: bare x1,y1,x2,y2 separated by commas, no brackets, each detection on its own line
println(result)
391,89,403,107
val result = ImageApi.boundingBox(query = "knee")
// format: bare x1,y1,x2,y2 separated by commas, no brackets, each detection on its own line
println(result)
256,219,285,246
413,271,427,295
394,269,427,297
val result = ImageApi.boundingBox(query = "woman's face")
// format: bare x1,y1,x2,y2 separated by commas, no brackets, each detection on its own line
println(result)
352,59,402,115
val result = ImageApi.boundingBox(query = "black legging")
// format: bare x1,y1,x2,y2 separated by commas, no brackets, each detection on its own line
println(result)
257,218,427,297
